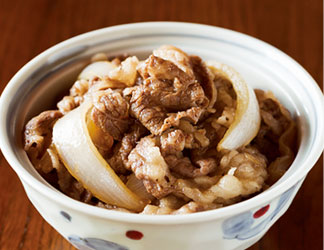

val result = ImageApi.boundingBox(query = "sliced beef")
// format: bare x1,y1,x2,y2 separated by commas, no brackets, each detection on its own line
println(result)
23,46,297,214
130,54,210,135
69,79,89,105
108,122,148,174
253,89,297,184
160,129,216,178
175,147,268,204
190,55,217,108
57,79,89,114
24,110,62,163
160,129,186,155
152,45,195,76
139,55,208,110
129,84,167,135
91,88,132,140
128,136,176,199
165,155,216,178
141,201,221,215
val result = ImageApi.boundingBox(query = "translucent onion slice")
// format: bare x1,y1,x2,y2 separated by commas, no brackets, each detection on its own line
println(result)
108,56,139,86
86,114,114,154
52,101,146,211
206,62,261,150
126,174,154,201
79,61,117,80
79,57,139,87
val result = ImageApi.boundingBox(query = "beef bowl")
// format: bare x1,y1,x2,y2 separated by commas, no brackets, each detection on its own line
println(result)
0,22,323,250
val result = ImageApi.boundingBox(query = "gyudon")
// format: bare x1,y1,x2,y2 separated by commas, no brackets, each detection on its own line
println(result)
24,45,297,214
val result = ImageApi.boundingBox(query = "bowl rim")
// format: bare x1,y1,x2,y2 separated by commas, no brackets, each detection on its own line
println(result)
0,21,323,224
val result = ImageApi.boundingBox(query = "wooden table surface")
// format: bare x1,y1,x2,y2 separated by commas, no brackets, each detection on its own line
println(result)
0,0,322,249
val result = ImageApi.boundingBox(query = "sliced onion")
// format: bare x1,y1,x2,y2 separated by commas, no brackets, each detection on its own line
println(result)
52,101,146,211
108,56,139,86
206,62,261,150
79,61,117,80
86,114,114,154
126,174,154,201
79,57,138,87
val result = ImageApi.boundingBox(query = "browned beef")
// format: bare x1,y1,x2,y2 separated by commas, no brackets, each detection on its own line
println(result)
160,129,186,155
108,122,148,174
91,89,132,140
128,136,176,198
140,56,209,110
130,55,209,135
24,110,62,163
57,79,89,114
190,55,217,108
23,46,297,214
160,129,216,178
128,84,167,135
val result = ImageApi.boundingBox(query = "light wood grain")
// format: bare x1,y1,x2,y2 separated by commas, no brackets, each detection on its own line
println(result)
0,0,322,249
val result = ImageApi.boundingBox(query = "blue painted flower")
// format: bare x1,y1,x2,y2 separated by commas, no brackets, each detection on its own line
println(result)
68,235,129,250
222,184,296,240
222,211,254,239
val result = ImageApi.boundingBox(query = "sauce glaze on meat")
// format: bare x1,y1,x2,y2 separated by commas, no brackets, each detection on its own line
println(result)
24,46,297,214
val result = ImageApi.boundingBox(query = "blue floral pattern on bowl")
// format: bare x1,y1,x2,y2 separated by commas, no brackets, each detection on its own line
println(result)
60,211,72,222
68,235,129,250
222,184,296,240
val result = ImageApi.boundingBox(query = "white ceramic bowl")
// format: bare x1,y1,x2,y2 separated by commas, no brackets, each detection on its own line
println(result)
0,22,323,250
